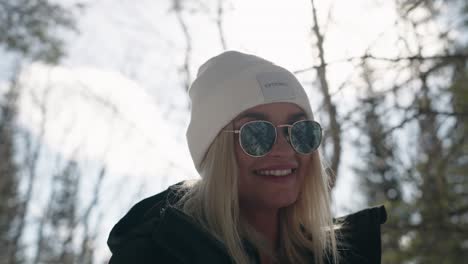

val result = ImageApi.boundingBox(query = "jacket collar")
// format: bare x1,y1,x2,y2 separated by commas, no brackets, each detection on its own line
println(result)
151,207,234,263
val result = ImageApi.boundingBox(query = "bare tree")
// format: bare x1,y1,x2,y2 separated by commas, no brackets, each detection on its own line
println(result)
35,160,79,264
172,0,193,92
348,0,468,262
0,74,22,264
216,0,227,50
8,80,50,264
309,0,342,188
76,166,106,264
33,155,106,264
0,0,79,63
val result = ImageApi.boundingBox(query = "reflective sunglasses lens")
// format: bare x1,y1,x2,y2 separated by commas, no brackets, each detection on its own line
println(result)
240,121,276,157
290,121,322,154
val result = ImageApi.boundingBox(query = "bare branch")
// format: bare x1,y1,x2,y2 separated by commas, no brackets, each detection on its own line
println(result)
322,0,336,35
382,111,419,137
310,0,342,188
10,74,51,264
173,0,192,92
77,166,106,264
417,108,468,117
384,222,468,233
32,178,55,264
78,167,106,224
0,69,22,264
449,204,468,217
294,53,468,74
216,0,227,50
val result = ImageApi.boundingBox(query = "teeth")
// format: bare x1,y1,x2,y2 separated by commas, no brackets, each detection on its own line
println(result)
256,169,293,177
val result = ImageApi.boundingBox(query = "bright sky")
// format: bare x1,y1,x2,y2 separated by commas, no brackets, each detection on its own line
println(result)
8,0,445,261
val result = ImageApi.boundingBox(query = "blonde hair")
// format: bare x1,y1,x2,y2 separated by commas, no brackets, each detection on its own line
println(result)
177,122,340,264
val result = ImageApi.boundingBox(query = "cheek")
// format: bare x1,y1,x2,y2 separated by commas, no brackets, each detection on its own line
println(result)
234,138,250,171
235,141,252,174
298,154,313,178
234,139,256,187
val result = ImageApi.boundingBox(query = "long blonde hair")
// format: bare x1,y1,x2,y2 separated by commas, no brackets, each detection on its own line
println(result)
177,122,340,264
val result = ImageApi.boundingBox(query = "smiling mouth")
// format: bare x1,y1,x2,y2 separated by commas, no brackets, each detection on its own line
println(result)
253,168,297,177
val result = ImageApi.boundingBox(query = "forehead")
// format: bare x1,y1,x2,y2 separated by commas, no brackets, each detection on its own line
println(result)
234,102,307,123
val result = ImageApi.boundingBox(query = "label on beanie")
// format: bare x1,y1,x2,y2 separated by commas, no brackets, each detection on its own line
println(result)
256,72,296,102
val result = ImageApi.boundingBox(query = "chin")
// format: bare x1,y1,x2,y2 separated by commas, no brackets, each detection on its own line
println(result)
278,194,300,208
239,170,303,210
264,190,300,210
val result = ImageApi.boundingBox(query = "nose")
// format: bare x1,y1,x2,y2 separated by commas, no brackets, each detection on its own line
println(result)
269,127,294,157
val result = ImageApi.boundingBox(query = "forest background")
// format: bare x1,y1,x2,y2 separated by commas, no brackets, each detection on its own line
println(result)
0,0,467,263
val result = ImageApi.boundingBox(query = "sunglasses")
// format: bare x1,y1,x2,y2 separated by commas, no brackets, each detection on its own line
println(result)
224,120,322,157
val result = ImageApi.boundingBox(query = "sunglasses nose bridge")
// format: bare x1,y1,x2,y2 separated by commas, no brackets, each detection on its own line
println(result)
270,125,294,154
276,125,291,143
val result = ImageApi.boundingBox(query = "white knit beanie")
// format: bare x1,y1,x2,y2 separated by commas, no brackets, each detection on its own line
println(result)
186,51,314,173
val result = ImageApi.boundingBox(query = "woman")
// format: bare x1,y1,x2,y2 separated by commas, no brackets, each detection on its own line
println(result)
107,51,387,264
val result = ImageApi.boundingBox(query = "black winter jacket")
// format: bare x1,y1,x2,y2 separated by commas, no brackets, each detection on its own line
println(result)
107,184,387,264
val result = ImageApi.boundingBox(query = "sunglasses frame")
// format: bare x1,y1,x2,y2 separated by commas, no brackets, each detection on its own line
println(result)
224,119,322,158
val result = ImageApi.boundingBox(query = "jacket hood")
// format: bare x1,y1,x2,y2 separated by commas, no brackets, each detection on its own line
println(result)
107,184,232,263
107,189,171,254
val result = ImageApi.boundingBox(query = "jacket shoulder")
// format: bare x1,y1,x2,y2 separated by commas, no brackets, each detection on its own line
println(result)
335,205,387,264
107,181,233,264
107,182,186,261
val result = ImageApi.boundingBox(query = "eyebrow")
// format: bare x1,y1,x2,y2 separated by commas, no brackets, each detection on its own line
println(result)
236,112,268,121
235,111,307,123
288,112,307,122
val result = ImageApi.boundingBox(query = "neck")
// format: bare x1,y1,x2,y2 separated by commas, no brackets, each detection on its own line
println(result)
241,206,279,248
